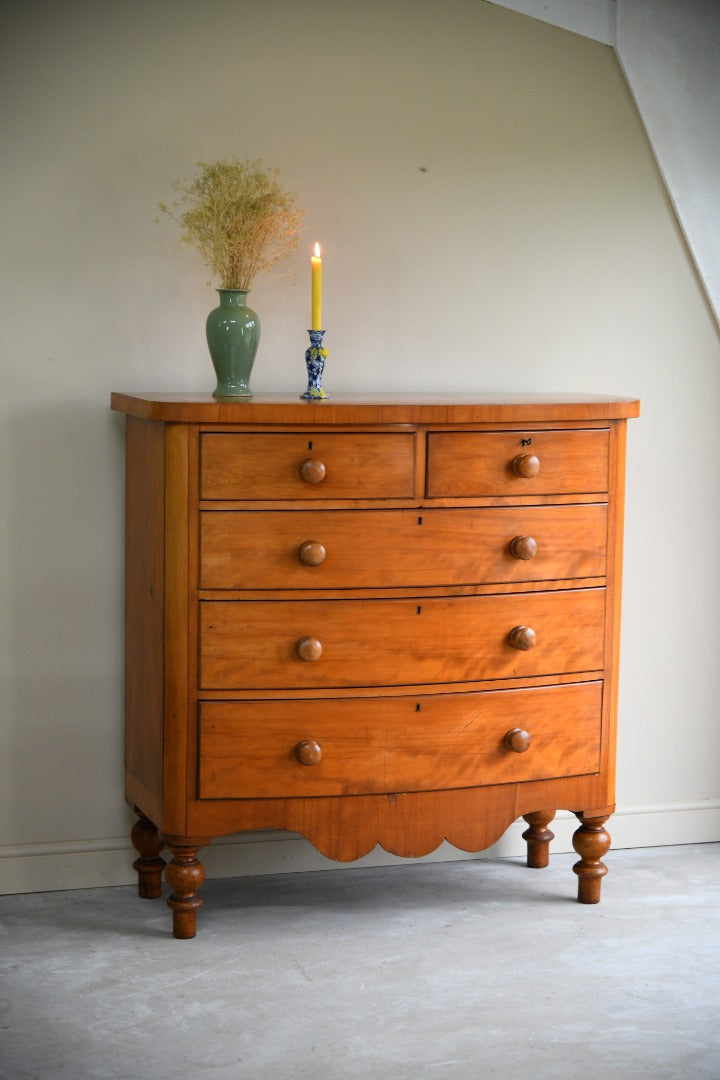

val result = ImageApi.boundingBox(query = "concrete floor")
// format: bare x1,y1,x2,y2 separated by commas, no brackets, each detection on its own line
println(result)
0,844,718,1080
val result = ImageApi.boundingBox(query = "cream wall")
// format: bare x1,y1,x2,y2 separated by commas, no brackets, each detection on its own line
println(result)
1,0,718,894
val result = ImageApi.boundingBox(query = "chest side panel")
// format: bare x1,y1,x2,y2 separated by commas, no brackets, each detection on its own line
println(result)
123,417,165,816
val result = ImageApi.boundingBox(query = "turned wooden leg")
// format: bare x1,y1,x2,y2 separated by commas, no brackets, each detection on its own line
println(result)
165,841,207,939
130,814,166,899
572,813,611,904
522,810,556,868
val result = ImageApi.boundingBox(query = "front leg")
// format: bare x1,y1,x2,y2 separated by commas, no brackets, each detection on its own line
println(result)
165,839,210,939
572,812,611,904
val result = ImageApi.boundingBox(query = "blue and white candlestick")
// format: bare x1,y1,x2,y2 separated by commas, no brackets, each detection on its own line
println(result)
301,329,329,400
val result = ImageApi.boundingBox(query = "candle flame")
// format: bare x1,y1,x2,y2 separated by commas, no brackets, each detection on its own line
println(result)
313,243,321,258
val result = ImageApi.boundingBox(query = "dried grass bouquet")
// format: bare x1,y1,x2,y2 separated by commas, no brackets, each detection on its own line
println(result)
158,158,304,290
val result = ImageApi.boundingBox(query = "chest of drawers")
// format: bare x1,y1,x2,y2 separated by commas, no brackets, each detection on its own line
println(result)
111,392,639,938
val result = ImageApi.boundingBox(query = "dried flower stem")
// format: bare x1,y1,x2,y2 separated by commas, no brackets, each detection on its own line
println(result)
158,158,304,290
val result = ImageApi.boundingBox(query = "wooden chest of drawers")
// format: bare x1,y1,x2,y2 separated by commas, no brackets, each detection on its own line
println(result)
111,392,639,938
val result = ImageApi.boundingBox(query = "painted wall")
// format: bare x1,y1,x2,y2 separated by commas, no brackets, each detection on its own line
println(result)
1,0,718,893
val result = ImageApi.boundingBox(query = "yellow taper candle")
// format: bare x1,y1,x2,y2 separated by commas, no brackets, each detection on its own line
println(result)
311,242,322,330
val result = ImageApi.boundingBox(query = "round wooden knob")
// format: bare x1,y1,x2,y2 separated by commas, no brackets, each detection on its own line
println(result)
296,636,323,662
509,535,538,561
508,625,537,651
298,541,327,566
504,728,531,753
299,458,326,484
511,453,540,478
295,739,322,766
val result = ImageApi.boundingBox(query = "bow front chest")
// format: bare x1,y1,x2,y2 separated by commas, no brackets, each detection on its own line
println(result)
111,393,639,938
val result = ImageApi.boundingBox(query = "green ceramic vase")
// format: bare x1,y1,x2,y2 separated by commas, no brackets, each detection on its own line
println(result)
205,289,260,398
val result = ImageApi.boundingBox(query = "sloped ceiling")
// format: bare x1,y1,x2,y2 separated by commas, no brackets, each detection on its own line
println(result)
488,0,616,45
488,0,720,329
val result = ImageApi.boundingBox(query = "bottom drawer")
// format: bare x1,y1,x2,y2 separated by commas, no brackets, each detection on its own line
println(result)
198,681,602,799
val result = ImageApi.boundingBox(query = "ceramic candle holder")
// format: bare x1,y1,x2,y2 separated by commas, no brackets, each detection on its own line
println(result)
301,329,329,400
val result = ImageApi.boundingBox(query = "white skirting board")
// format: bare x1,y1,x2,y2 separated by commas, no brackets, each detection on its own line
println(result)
1,800,718,896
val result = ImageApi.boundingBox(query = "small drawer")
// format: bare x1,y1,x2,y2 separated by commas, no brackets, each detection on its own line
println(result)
199,504,607,590
427,429,609,497
200,432,416,500
199,589,605,690
198,681,603,799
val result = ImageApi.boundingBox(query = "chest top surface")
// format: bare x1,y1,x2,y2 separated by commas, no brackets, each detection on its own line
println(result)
111,391,640,425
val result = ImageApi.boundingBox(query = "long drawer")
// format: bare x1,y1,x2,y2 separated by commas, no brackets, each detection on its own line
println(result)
198,681,603,798
199,504,607,590
427,429,609,497
200,432,416,500
199,589,605,690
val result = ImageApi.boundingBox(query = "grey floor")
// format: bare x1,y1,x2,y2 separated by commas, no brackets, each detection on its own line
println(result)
0,844,718,1080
